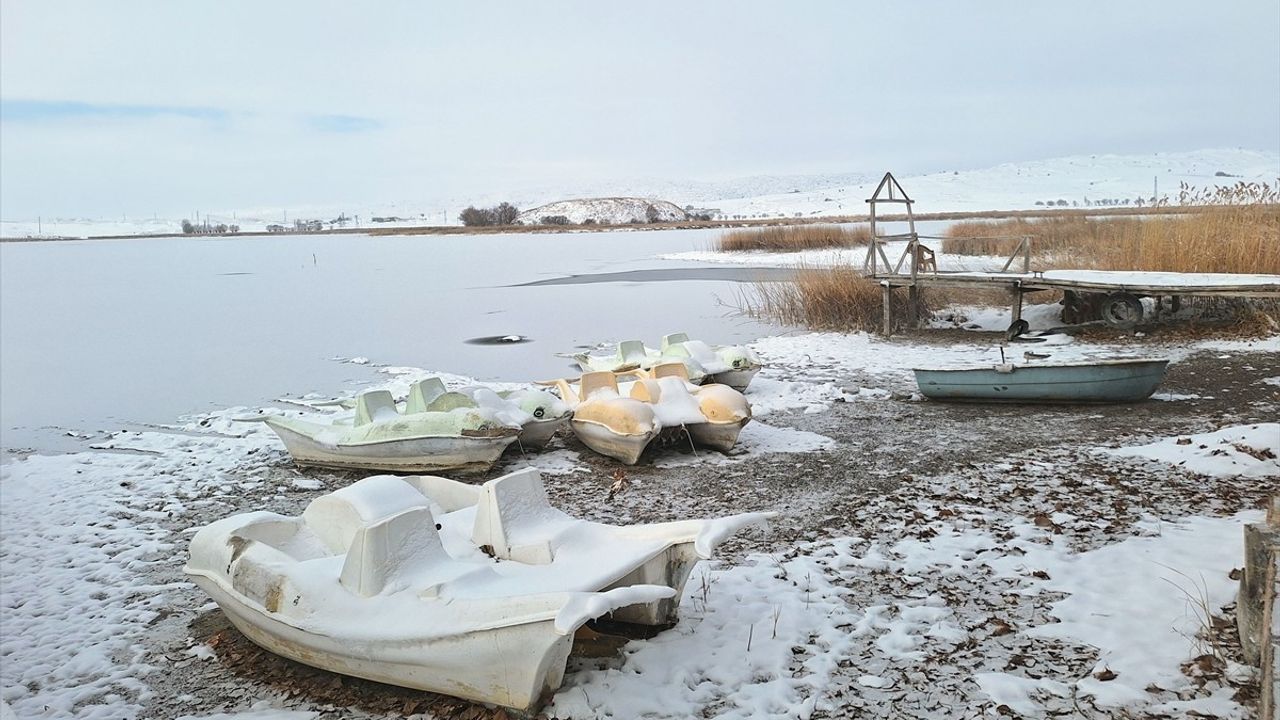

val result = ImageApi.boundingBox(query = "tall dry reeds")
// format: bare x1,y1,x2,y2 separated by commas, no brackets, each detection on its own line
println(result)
718,224,871,252
741,265,881,331
740,263,944,332
942,182,1280,274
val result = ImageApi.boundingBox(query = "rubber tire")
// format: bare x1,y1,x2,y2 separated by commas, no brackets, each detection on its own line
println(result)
1005,319,1030,341
1101,292,1144,329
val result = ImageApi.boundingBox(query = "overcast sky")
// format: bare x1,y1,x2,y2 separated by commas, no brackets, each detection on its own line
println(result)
2,0,1277,218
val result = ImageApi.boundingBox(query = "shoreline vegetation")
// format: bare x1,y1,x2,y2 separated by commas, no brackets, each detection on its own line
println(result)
736,188,1280,333
3,203,1273,243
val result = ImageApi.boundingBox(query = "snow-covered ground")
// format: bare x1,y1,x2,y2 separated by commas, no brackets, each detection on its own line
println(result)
711,148,1280,219
3,148,1275,238
2,326,1277,719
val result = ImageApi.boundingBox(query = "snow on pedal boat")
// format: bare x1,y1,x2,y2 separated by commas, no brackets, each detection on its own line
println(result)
312,377,571,452
571,333,764,391
416,467,774,625
257,385,522,474
403,377,571,450
548,363,752,465
659,332,762,391
184,470,772,711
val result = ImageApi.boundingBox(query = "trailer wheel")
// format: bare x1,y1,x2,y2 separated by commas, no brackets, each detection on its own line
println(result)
1101,292,1143,328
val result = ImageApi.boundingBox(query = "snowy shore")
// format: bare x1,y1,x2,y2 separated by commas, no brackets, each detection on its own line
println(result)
1,329,1277,719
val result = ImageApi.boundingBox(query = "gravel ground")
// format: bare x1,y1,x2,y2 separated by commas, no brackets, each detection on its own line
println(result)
124,338,1280,719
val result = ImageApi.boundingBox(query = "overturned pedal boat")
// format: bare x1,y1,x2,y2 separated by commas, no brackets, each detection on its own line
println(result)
259,385,521,474
549,363,752,464
185,469,772,711
913,358,1170,403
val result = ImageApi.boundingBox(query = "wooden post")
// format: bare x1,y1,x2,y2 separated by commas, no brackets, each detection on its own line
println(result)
882,283,893,336
1239,496,1279,720
1010,288,1023,324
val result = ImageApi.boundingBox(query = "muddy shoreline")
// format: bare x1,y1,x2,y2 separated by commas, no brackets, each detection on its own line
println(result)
124,340,1280,719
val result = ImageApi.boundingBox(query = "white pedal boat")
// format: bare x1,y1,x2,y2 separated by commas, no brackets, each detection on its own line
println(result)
260,384,522,474
660,332,762,392
185,468,772,711
313,377,571,452
573,333,762,391
402,377,571,450
549,363,752,465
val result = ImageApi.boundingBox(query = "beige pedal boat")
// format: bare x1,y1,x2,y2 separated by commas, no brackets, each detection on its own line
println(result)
572,333,763,391
548,363,752,464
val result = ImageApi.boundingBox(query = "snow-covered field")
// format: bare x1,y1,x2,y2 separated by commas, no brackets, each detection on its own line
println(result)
3,148,1276,239
2,324,1277,719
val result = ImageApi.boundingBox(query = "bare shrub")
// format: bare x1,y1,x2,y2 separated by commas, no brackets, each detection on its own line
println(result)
460,202,521,227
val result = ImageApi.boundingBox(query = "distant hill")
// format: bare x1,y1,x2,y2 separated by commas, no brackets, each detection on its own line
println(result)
3,149,1276,237
516,197,690,226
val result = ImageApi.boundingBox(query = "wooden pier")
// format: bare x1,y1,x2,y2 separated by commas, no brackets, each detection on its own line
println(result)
862,173,1280,335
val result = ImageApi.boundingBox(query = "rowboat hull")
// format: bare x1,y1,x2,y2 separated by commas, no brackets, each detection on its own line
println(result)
913,359,1169,403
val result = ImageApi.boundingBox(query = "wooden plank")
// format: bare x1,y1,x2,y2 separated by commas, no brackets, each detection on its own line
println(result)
864,272,1280,298
882,283,893,336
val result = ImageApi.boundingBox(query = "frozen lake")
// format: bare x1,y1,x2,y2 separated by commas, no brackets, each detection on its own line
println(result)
0,229,793,455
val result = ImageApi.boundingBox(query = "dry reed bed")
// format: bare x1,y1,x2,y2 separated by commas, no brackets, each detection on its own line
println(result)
943,184,1280,275
717,224,871,252
742,264,945,332
745,185,1280,332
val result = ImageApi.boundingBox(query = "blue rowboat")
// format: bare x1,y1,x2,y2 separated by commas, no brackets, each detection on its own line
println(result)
912,358,1169,403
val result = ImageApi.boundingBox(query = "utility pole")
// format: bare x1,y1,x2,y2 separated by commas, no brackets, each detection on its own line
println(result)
37,216,41,234
1153,176,1158,204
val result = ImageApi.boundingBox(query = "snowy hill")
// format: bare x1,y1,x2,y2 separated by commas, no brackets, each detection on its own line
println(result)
3,149,1276,238
711,148,1280,219
515,197,690,226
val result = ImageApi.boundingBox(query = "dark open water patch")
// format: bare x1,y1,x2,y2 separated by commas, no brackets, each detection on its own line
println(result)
511,266,796,287
465,334,533,345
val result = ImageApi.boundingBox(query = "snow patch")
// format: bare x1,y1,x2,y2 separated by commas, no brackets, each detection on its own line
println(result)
1105,423,1280,477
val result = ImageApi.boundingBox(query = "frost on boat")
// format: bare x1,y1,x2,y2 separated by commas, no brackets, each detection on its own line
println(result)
256,378,568,474
659,332,762,391
400,377,572,450
548,363,752,464
184,468,772,711
572,332,763,391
